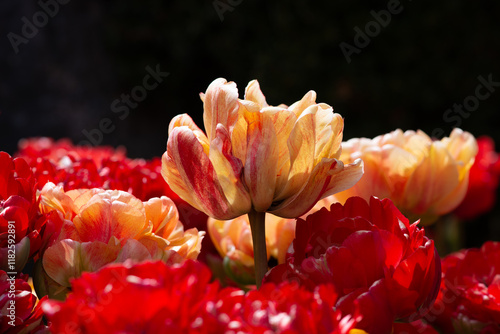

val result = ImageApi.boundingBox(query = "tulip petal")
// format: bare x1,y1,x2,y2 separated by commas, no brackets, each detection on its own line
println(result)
203,78,240,141
243,109,280,211
314,109,344,162
74,191,146,243
323,158,364,197
43,239,120,287
244,80,268,107
144,196,179,239
116,239,153,263
402,142,460,217
271,158,363,218
163,127,246,220
168,114,210,155
274,105,318,201
287,90,317,118
39,182,77,219
209,124,252,214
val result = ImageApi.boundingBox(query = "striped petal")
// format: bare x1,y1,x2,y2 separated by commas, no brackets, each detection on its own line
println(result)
73,190,146,243
271,158,363,218
163,126,246,220
202,78,240,142
244,80,268,108
275,105,318,201
209,124,252,214
43,239,120,287
243,109,280,212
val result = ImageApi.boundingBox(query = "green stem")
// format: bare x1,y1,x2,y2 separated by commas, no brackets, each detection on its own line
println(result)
248,209,267,289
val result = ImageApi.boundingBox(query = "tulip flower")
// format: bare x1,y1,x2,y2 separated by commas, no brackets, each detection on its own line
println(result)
35,182,204,299
208,213,295,284
454,136,500,220
162,78,363,286
330,128,477,224
428,241,500,333
0,152,52,273
42,260,360,333
1,271,49,333
264,196,441,334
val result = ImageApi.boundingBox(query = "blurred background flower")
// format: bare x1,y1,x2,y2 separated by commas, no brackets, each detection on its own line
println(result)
330,128,477,225
208,213,296,285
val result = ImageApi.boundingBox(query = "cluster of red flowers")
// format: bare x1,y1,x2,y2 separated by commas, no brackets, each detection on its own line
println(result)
0,152,55,273
14,138,207,230
42,260,360,334
1,133,500,333
428,241,500,333
264,197,441,333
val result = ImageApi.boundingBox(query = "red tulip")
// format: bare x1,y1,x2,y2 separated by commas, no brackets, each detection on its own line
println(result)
42,260,360,334
454,136,500,220
264,196,441,334
428,241,500,333
0,271,49,333
0,152,51,272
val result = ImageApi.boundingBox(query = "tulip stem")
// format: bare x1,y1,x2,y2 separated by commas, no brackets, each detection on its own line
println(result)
248,209,267,289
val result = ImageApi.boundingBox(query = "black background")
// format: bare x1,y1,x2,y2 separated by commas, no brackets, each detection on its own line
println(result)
1,0,499,245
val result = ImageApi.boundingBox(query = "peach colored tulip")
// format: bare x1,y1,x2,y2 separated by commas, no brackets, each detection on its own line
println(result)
162,78,363,220
36,182,204,293
331,128,478,224
208,213,295,283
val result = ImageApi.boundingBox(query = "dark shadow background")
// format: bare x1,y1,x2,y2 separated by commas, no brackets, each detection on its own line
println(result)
1,1,499,244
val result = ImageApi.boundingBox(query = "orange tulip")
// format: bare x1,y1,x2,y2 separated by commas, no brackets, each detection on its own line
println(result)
36,182,203,295
208,213,295,284
162,78,363,220
331,128,478,224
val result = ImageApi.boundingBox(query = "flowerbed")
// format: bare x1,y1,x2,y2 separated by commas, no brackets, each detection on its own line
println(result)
1,78,499,333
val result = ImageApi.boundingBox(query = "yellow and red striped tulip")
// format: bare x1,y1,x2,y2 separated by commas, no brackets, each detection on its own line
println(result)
331,128,478,224
162,78,363,220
